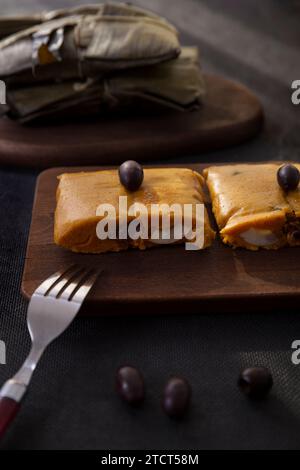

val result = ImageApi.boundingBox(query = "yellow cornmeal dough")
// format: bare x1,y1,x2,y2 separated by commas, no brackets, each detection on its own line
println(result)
54,168,215,253
203,163,300,250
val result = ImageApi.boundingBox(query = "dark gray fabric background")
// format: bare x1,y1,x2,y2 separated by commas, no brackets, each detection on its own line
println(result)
0,0,300,450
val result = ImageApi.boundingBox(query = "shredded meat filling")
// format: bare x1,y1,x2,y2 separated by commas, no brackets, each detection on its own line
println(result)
283,213,300,245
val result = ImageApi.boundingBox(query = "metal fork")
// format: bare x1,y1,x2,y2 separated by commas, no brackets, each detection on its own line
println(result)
0,265,99,440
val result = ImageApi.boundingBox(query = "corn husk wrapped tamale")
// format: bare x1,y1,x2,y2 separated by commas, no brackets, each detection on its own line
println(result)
1,3,206,123
0,4,180,86
6,47,205,122
108,47,205,111
0,3,166,39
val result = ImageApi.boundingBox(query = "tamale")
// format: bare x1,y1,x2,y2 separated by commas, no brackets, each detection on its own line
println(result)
204,163,300,250
1,4,206,123
0,5,180,86
108,47,205,111
0,2,166,40
54,168,215,253
6,48,205,122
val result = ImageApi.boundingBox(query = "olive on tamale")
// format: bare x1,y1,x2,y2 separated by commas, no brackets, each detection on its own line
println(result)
0,4,180,86
6,48,205,122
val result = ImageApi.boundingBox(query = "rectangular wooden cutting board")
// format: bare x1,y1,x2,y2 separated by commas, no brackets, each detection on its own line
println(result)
22,164,300,315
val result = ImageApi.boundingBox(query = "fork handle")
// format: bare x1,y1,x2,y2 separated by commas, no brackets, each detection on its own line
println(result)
0,380,27,440
0,397,20,439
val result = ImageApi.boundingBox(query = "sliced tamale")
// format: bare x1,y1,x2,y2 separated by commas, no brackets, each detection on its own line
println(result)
204,163,300,250
0,5,180,86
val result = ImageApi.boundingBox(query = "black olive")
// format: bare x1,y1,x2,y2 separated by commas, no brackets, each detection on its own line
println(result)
238,367,273,399
119,160,144,191
116,366,145,405
162,376,191,418
277,164,300,191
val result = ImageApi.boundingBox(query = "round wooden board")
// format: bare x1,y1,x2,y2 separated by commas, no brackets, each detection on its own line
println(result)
0,74,263,169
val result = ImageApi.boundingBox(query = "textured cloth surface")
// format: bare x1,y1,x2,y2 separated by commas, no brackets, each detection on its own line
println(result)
0,0,300,450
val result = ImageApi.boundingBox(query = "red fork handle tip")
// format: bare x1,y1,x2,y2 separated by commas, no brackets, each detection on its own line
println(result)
0,396,20,440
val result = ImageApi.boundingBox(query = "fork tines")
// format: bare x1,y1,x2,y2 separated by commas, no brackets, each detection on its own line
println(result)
34,265,99,302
